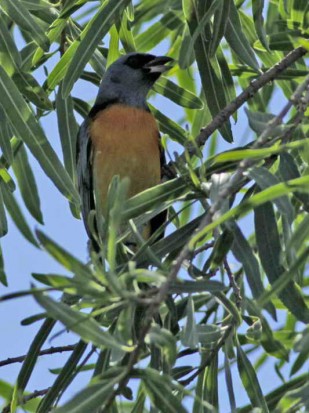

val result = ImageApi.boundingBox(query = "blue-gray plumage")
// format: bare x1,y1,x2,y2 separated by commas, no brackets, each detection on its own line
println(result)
76,53,173,250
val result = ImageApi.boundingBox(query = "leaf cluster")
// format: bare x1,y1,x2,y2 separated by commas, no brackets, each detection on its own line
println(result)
0,0,308,412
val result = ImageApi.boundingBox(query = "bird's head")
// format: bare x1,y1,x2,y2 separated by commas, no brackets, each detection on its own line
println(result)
95,52,174,108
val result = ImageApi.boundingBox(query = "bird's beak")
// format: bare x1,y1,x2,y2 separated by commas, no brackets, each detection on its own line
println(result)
143,56,174,74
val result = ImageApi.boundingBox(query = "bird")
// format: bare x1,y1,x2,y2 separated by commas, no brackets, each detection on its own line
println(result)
76,52,174,253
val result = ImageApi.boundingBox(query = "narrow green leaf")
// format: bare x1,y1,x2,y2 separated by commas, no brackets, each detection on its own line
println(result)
0,242,7,286
36,230,92,280
257,246,309,315
225,2,260,70
249,166,294,224
288,214,309,252
31,17,66,67
12,145,43,224
21,0,54,11
193,352,217,413
37,340,87,413
207,139,305,166
106,25,120,68
291,328,309,375
258,31,299,51
1,184,38,247
154,77,203,109
181,0,223,67
56,84,79,218
58,0,88,19
255,202,309,323
276,381,309,411
62,0,131,98
178,24,195,69
252,0,270,51
32,273,106,298
12,318,56,411
135,213,204,266
205,353,219,411
47,42,79,91
146,325,177,366
0,66,80,206
131,385,146,413
181,296,198,348
197,325,223,346
278,151,309,210
214,291,242,326
0,0,49,51
245,108,276,135
0,165,15,192
53,369,125,413
34,292,132,351
209,0,231,56
169,279,225,294
0,14,21,74
0,185,8,237
291,0,308,28
12,71,52,110
122,177,188,221
73,97,91,119
204,228,234,271
238,373,309,412
106,177,130,271
231,223,276,318
217,46,237,110
67,21,106,78
118,10,136,52
149,104,187,144
236,339,269,412
224,349,236,412
135,11,182,52
246,300,288,360
142,369,188,413
0,106,13,164
20,42,39,71
183,0,233,142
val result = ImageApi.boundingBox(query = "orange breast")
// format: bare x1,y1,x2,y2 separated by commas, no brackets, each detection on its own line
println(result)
90,104,161,218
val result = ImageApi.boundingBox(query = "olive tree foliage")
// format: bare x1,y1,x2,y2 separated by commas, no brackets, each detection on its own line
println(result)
0,0,308,412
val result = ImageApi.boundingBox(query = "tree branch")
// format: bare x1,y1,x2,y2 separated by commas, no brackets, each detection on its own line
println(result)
193,47,308,152
0,345,76,368
164,46,308,178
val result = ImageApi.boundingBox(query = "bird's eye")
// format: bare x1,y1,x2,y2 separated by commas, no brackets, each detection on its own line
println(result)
126,56,141,69
125,54,155,70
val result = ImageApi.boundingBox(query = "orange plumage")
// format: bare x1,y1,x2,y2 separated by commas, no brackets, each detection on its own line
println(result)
90,104,161,220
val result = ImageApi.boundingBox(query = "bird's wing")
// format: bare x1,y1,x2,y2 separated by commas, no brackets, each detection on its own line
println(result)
76,119,96,243
149,135,167,240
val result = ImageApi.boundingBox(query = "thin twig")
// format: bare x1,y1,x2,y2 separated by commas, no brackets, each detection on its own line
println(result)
193,242,214,256
179,324,234,387
224,259,242,309
0,345,76,368
2,388,50,413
